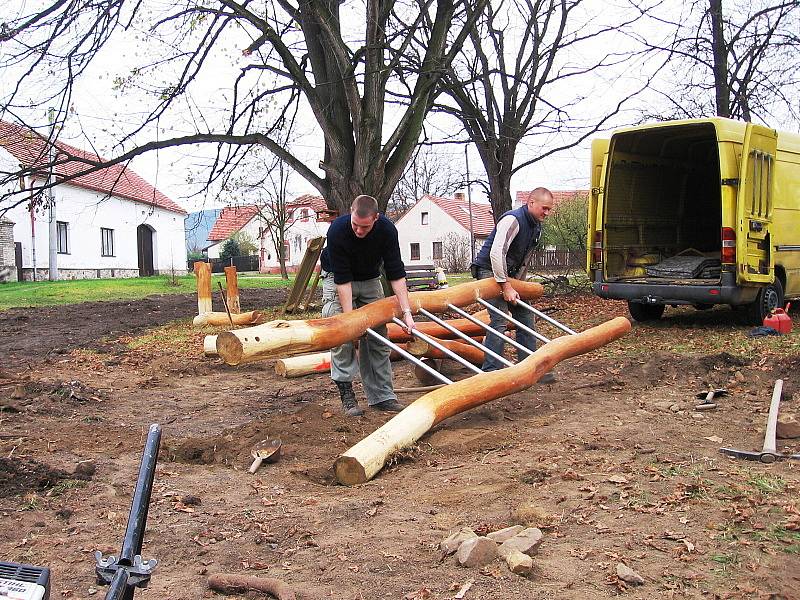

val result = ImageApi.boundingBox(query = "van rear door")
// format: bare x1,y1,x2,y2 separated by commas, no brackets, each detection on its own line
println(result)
736,124,777,285
587,138,610,274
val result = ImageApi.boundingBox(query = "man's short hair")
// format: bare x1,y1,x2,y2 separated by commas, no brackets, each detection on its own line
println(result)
351,195,379,218
529,187,553,203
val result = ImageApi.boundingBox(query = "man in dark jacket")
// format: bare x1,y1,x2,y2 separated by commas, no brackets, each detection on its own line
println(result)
471,187,555,380
321,195,415,416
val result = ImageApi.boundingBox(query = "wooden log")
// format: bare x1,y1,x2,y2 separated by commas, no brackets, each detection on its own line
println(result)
274,346,405,378
193,310,265,327
405,336,484,365
224,266,241,313
215,278,542,365
208,573,296,600
204,335,218,357
386,310,492,342
194,261,212,315
333,317,632,486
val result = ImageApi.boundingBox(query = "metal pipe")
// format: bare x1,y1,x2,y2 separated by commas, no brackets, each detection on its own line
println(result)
446,304,533,356
103,568,129,600
119,424,161,564
366,328,453,385
514,299,577,335
476,298,550,344
393,317,483,375
418,308,512,367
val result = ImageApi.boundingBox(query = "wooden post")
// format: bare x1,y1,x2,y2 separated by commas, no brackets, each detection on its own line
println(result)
224,266,241,313
194,261,212,315
334,317,632,485
193,311,265,327
214,278,543,366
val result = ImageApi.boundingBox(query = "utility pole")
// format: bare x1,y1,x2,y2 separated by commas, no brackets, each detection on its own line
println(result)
464,145,475,263
47,107,59,281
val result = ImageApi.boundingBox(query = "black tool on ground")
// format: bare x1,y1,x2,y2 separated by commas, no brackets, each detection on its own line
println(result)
720,380,800,463
0,561,50,599
94,423,161,600
217,282,234,325
695,388,728,410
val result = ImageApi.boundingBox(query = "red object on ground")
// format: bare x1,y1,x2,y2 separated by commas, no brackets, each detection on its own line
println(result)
764,303,792,334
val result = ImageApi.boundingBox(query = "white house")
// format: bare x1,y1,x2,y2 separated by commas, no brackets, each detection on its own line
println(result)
394,192,495,268
206,194,331,272
0,120,187,280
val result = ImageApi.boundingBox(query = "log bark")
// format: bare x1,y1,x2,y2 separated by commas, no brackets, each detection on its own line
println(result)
207,573,296,600
334,317,632,485
215,279,541,365
405,336,484,365
224,266,241,314
194,311,265,327
194,261,212,315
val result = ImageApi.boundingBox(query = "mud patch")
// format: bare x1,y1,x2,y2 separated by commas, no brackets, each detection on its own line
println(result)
0,458,77,498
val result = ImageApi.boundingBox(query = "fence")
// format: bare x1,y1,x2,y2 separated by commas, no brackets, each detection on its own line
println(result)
188,255,260,274
528,249,584,272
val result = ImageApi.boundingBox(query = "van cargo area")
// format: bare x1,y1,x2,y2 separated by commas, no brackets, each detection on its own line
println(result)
604,122,723,286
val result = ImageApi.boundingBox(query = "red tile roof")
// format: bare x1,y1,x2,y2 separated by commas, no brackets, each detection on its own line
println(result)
0,120,186,214
207,205,260,242
287,194,327,212
424,194,495,237
516,189,589,206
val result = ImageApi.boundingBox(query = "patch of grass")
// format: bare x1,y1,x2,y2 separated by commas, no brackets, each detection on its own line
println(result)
750,525,800,554
710,551,740,574
746,473,786,495
0,273,293,311
47,479,87,497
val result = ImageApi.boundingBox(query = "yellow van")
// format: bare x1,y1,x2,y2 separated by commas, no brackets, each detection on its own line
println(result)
586,118,800,324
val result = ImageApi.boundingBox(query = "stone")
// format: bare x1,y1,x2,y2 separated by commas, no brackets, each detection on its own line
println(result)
456,536,497,568
777,414,800,439
440,527,477,555
616,563,645,585
487,525,524,543
653,401,674,412
497,527,543,558
73,460,96,479
504,550,533,575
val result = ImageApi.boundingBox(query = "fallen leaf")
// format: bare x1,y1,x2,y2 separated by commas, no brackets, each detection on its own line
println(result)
607,474,628,484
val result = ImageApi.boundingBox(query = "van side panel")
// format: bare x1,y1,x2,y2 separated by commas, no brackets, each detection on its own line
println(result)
773,136,800,295
587,139,609,274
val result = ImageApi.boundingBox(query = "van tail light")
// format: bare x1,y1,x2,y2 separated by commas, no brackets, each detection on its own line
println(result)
592,231,603,264
721,227,736,264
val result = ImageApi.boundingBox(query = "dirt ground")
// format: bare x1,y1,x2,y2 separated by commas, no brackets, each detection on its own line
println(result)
1,288,798,600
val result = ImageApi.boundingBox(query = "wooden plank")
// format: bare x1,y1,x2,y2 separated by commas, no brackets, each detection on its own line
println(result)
284,237,326,313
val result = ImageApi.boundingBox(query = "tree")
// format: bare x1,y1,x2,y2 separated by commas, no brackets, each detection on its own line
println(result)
231,231,257,255
219,237,241,261
437,232,472,273
640,0,800,123
436,0,653,221
540,192,588,251
388,146,465,217
1,0,488,216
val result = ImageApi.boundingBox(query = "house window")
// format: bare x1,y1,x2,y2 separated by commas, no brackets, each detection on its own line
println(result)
282,241,291,262
432,241,443,260
410,243,420,261
421,211,429,225
101,228,115,256
56,221,69,254
300,208,310,222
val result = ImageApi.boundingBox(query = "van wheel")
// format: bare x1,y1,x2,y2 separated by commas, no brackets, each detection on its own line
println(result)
745,280,784,325
693,303,713,311
628,301,665,322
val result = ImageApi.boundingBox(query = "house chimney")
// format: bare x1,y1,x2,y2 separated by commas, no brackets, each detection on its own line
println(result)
454,192,465,201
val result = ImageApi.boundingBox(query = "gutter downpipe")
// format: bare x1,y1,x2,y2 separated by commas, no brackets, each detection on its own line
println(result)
47,107,58,281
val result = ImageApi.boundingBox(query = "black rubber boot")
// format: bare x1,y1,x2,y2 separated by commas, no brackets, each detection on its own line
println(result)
334,380,363,416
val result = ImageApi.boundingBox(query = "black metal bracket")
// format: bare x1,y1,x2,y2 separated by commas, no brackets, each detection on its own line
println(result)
95,552,158,588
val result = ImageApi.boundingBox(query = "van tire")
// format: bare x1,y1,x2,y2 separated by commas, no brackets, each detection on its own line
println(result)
628,301,665,322
745,280,784,325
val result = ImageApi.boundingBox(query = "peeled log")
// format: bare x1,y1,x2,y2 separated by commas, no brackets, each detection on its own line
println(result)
406,336,484,365
276,351,332,377
224,266,241,314
216,279,542,365
386,310,492,343
334,317,632,485
194,311,265,327
194,261,212,315
204,335,218,357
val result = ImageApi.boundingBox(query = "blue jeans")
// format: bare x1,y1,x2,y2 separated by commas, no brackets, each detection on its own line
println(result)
474,267,538,371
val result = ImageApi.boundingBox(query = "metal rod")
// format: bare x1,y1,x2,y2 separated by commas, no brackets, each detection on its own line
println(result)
514,299,577,335
392,317,483,375
120,424,161,564
366,328,453,385
418,308,512,367
103,568,130,600
476,298,550,344
446,304,533,356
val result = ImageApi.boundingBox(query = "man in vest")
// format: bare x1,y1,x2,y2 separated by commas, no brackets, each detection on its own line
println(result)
470,187,556,381
320,195,416,416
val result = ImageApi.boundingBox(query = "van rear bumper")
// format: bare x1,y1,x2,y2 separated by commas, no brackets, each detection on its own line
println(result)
592,272,758,305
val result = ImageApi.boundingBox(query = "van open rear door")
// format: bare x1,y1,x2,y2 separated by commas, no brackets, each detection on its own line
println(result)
587,138,610,275
736,124,777,285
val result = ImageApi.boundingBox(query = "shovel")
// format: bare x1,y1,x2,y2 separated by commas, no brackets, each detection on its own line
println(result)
248,438,282,474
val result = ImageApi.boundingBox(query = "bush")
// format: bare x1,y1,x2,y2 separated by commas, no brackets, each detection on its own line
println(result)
219,237,241,261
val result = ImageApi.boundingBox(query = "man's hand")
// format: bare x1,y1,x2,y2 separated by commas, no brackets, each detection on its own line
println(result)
501,281,520,304
401,310,416,334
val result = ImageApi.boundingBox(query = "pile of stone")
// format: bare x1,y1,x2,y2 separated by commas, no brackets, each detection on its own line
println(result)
440,525,543,576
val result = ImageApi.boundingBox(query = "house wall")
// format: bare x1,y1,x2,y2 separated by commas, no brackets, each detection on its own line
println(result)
0,218,16,282
0,150,187,279
395,197,475,265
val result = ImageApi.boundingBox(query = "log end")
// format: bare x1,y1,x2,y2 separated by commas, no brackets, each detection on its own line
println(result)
216,331,244,366
274,360,287,377
334,455,368,486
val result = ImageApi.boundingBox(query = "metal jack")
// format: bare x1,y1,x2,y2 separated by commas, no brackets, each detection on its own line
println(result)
720,380,800,463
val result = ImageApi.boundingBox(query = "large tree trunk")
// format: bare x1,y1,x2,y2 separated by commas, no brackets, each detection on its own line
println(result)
214,278,542,365
334,316,632,485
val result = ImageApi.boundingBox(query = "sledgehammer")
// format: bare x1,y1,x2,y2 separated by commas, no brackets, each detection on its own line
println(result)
720,379,800,463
